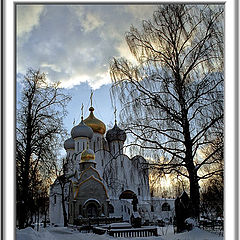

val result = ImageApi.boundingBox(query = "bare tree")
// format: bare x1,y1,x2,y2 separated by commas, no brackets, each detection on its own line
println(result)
110,4,224,219
16,68,71,228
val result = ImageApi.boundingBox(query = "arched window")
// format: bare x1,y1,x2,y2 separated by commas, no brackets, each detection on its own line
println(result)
101,159,104,166
109,204,114,214
113,144,115,154
162,202,170,211
54,195,56,204
151,205,154,212
121,161,123,167
79,204,82,215
77,142,79,152
151,190,154,197
138,187,141,195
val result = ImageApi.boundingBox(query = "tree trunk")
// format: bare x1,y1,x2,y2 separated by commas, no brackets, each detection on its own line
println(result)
61,184,68,227
189,172,200,220
19,101,33,228
180,94,200,219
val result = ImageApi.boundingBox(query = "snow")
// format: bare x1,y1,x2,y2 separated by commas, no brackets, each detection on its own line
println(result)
16,226,223,240
16,227,40,240
132,212,141,218
161,227,223,240
185,217,198,227
109,222,132,228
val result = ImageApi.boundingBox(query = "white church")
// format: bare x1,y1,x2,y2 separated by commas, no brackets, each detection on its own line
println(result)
49,97,174,226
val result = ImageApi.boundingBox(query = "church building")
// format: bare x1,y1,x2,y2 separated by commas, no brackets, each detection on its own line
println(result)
49,96,174,226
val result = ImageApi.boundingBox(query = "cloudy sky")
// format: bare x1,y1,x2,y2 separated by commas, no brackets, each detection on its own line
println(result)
16,4,157,143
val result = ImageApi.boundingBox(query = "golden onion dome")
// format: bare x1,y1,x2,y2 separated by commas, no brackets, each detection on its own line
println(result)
80,147,95,163
83,107,106,135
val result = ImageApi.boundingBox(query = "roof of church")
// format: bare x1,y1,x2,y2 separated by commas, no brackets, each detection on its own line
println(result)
64,137,75,150
83,107,106,135
106,122,126,142
74,175,109,199
71,119,93,139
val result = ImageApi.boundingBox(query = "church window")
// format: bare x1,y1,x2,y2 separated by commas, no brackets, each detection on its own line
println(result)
121,161,123,167
109,204,114,214
79,204,82,214
151,190,154,198
138,187,141,195
151,205,154,212
54,195,56,204
101,159,104,166
128,208,130,215
121,206,123,212
162,203,170,211
113,144,115,154
83,142,85,150
77,142,79,152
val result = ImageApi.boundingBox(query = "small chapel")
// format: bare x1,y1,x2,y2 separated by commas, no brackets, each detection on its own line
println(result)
49,93,174,226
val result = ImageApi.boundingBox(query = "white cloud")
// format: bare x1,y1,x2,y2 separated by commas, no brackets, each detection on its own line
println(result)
17,5,45,37
124,5,156,22
69,6,104,32
82,13,104,32
59,71,111,90
40,63,61,72
17,5,156,89
116,41,138,64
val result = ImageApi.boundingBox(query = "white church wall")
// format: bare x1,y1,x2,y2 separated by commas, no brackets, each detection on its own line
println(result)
49,181,70,226
147,198,175,223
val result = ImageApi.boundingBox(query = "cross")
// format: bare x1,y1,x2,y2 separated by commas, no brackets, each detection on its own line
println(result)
81,103,84,120
114,107,117,124
90,90,93,107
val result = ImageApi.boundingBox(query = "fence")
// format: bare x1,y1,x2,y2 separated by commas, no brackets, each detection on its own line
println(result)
108,227,158,237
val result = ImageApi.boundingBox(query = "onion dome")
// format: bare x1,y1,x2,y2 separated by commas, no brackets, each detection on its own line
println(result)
106,123,126,142
83,107,106,135
71,120,93,139
64,137,75,150
80,145,95,163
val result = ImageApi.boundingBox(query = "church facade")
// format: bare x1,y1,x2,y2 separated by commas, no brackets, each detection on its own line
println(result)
49,103,174,226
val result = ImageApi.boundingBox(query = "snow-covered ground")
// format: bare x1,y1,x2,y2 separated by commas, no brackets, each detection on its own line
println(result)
16,226,223,240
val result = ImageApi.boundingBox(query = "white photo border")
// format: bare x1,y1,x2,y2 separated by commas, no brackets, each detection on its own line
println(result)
3,0,238,239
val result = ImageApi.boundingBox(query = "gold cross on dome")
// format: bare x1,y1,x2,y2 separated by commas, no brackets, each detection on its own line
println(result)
90,90,93,107
81,103,84,120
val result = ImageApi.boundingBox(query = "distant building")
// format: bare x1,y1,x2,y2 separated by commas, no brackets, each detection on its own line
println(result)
49,102,174,226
